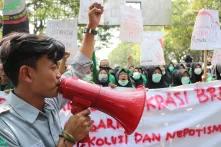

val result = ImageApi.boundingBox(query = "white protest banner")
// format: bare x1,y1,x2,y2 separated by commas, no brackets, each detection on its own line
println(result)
119,5,143,43
45,19,78,64
140,32,165,66
191,9,221,50
212,49,221,65
78,0,103,25
60,80,221,146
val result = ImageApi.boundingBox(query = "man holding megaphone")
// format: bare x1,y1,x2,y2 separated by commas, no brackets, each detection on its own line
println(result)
0,3,103,147
0,2,146,147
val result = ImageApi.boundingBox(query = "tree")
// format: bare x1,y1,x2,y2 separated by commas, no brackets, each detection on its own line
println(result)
164,0,221,63
26,0,80,34
108,42,140,67
26,0,112,49
164,0,196,63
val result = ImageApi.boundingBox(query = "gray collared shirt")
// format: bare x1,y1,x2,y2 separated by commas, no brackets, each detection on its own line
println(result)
0,51,92,147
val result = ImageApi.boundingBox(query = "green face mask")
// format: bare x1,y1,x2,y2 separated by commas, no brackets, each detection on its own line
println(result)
181,76,190,85
152,73,162,83
168,65,174,72
133,72,141,80
118,80,129,86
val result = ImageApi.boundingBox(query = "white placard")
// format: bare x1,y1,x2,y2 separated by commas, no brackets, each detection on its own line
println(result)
119,5,143,43
140,32,165,66
191,9,221,50
45,19,78,64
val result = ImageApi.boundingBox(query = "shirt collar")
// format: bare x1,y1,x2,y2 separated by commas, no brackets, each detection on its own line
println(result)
8,92,41,124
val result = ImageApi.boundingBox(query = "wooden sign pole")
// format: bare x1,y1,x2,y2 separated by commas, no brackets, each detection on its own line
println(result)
202,50,208,82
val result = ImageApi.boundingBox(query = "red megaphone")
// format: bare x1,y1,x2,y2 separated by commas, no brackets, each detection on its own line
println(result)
59,76,146,135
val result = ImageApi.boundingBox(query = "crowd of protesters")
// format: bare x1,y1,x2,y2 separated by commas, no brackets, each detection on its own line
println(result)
0,54,220,92
81,55,220,89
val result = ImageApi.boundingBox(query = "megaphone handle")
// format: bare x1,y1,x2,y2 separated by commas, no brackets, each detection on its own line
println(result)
70,98,91,143
71,106,91,143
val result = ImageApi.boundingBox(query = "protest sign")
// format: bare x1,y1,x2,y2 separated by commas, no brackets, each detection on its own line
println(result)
45,19,78,64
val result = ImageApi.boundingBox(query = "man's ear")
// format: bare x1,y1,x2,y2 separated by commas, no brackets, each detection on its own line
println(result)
19,65,34,83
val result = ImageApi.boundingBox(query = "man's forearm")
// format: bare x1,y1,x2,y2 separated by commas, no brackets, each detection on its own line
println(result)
79,25,95,59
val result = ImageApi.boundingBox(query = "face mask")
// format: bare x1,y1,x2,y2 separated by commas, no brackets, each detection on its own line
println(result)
194,68,202,75
152,73,162,83
133,72,141,80
118,80,129,86
83,74,93,82
169,66,174,72
98,74,108,82
181,76,190,85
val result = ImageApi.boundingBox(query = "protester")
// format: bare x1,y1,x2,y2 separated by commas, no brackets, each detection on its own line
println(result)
131,67,147,88
128,65,135,76
115,68,133,87
99,59,116,86
96,68,110,87
172,69,191,86
0,3,103,147
164,62,175,86
214,64,221,80
191,62,203,83
146,66,167,89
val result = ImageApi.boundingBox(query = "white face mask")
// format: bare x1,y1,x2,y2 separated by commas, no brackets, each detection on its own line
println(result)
133,72,141,80
181,76,190,85
194,68,202,75
152,73,162,83
118,80,129,86
98,74,108,81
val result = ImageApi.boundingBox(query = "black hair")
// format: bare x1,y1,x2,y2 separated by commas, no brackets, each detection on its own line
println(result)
0,32,65,86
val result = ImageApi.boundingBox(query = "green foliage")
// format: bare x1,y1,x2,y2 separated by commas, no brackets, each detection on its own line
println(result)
164,0,195,63
27,0,79,34
26,0,112,48
108,42,140,67
164,0,221,63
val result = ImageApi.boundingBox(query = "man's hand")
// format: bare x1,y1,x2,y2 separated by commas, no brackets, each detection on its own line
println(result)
88,3,104,29
64,109,92,142
63,52,70,62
